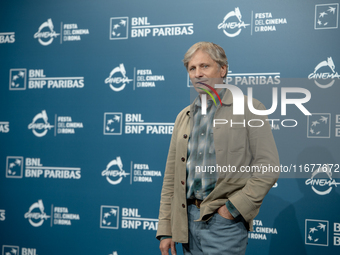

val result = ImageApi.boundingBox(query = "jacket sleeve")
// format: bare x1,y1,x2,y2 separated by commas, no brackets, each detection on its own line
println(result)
156,114,179,239
228,99,280,222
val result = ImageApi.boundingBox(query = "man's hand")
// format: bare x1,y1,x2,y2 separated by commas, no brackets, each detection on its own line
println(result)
217,204,235,220
159,238,177,255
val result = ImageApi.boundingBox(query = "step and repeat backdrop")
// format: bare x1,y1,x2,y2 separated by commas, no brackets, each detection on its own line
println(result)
1,0,340,254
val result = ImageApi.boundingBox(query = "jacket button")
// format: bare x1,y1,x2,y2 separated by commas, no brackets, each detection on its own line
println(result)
181,157,185,162
183,134,188,139
181,181,185,185
182,204,185,208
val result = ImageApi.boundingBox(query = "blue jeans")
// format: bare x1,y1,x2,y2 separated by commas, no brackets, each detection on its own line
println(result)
182,204,248,255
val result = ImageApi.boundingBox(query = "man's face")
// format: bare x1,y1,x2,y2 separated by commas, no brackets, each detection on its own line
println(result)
187,49,226,95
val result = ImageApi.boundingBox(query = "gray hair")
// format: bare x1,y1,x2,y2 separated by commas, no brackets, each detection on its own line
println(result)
183,42,228,78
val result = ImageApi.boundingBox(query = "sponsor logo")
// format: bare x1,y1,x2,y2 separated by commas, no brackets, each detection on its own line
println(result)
104,113,122,135
110,17,128,39
248,219,278,240
34,19,60,46
0,209,5,221
226,71,281,86
305,164,340,195
0,32,15,43
315,3,339,30
2,246,19,255
308,57,339,88
6,156,24,178
307,113,331,138
0,122,9,133
336,115,340,137
28,110,84,137
109,252,118,255
102,157,129,185
100,206,158,231
24,200,50,227
110,16,194,39
305,219,329,246
125,113,174,135
100,206,119,229
104,113,174,135
28,110,54,137
9,69,26,90
218,7,250,37
2,246,38,255
34,19,89,45
10,68,84,90
6,156,81,180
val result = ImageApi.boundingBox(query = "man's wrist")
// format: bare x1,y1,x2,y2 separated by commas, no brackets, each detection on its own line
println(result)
226,200,240,218
160,236,172,241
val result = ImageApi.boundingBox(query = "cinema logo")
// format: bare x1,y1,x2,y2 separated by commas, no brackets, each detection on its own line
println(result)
218,8,288,36
100,206,158,231
308,57,339,88
28,110,84,137
34,19,60,45
28,110,54,137
105,64,165,91
25,200,80,227
218,7,250,37
102,157,129,185
305,164,340,196
24,200,50,227
131,162,162,184
110,17,194,39
34,18,89,45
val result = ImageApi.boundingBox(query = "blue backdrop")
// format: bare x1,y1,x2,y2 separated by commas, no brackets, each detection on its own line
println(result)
1,0,340,254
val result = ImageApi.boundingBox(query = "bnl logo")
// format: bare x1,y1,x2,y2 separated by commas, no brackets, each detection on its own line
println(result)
9,69,26,90
100,206,119,229
110,17,128,40
315,3,339,29
305,219,329,246
2,245,38,255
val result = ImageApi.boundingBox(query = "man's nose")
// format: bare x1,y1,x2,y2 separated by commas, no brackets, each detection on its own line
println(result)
195,68,203,78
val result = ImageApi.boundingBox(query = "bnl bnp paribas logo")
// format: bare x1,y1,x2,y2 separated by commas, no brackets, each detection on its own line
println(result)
314,3,339,30
2,245,38,255
308,57,339,88
218,7,250,37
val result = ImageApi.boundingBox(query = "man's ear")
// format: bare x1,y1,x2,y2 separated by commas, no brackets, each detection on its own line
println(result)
220,65,227,77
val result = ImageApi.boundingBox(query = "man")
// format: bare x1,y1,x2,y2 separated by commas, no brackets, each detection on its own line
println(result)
157,42,279,255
